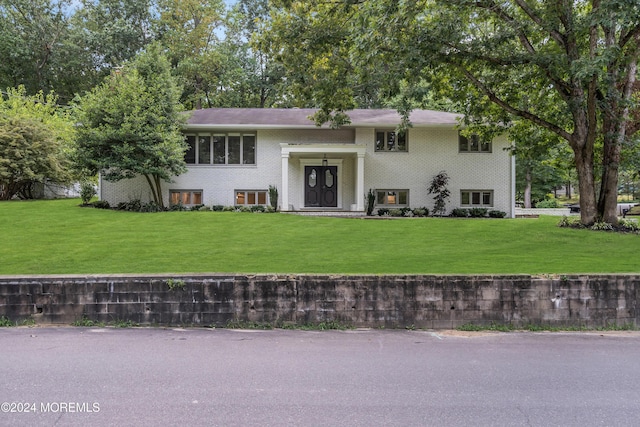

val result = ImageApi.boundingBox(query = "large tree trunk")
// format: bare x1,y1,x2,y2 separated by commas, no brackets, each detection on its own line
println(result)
598,133,622,224
572,141,598,225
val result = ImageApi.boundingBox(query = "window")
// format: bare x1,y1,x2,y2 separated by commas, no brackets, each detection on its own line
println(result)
458,133,491,152
170,190,202,206
184,133,256,165
376,190,409,206
375,130,407,152
235,190,268,205
461,190,493,207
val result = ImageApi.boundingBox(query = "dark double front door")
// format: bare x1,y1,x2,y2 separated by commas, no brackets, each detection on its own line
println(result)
304,165,337,207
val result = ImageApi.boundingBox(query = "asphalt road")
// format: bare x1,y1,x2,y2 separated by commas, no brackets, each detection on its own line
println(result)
1,327,640,427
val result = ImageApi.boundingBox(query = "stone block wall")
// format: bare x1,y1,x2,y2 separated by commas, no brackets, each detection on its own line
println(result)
0,274,638,329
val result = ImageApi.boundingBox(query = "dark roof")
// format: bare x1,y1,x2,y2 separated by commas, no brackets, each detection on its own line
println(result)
185,108,460,129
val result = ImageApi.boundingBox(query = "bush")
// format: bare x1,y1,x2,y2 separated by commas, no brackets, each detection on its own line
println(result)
618,218,639,232
80,181,96,205
488,210,507,218
211,205,224,212
389,208,404,217
117,199,141,211
591,221,614,231
366,189,375,216
451,208,469,217
92,200,110,209
198,205,211,211
412,207,429,217
377,208,390,216
169,202,188,211
536,199,560,208
557,216,585,229
250,205,266,213
469,208,488,218
189,204,205,211
222,206,235,212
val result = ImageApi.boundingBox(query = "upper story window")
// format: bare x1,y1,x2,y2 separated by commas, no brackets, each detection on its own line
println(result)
459,133,491,153
375,130,407,152
185,133,256,165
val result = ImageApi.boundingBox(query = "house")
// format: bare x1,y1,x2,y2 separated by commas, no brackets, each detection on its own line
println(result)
99,108,515,216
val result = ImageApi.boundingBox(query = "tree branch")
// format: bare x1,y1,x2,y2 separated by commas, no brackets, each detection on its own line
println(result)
459,66,572,141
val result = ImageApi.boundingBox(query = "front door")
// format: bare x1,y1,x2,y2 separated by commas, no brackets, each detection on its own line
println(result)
304,165,337,207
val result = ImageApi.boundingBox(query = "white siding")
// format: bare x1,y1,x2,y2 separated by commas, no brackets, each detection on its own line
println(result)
100,126,513,216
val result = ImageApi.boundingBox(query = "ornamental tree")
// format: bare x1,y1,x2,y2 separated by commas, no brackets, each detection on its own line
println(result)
0,86,74,200
74,44,187,208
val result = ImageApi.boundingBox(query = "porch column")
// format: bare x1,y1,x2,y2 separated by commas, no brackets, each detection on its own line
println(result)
356,152,365,211
281,152,290,211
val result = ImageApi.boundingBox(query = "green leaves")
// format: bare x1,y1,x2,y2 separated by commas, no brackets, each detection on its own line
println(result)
74,44,186,207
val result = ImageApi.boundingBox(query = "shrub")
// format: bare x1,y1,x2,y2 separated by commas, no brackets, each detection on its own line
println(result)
428,171,450,216
412,207,429,217
536,199,560,208
377,208,390,216
557,216,585,229
80,181,96,205
222,206,235,212
268,185,279,211
140,201,164,212
366,189,376,216
251,205,266,213
469,208,488,218
488,210,507,218
117,199,141,211
198,205,211,211
211,205,224,212
618,218,639,232
189,204,205,211
389,208,404,217
169,202,188,211
451,208,469,217
591,221,614,231
92,200,110,209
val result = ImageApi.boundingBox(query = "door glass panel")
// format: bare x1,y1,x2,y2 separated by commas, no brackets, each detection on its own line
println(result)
325,169,334,187
309,169,317,188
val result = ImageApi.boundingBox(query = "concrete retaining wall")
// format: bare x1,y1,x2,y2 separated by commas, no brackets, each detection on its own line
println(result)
1,274,638,329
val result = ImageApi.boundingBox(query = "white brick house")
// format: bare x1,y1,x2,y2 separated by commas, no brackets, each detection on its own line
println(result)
99,108,515,216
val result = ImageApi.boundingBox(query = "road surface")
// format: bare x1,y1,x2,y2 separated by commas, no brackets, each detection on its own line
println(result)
1,327,639,426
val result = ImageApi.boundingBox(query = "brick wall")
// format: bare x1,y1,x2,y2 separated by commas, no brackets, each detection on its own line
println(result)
1,274,638,328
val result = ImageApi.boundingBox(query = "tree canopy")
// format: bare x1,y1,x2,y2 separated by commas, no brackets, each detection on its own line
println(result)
0,86,75,200
74,44,187,208
263,0,640,224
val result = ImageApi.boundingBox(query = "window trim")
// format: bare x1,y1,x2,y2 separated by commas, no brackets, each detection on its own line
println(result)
460,190,494,207
375,189,409,206
185,132,256,165
235,190,269,206
458,132,492,153
375,129,408,152
170,190,203,206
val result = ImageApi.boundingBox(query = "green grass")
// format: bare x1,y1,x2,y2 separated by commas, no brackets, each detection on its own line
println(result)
0,198,638,275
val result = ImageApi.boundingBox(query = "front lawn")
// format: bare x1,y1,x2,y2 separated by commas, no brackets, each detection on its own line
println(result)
1,199,637,275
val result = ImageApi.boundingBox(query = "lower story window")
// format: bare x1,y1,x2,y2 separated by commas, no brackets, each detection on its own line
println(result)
170,190,202,206
461,190,493,207
376,190,409,206
235,190,268,205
